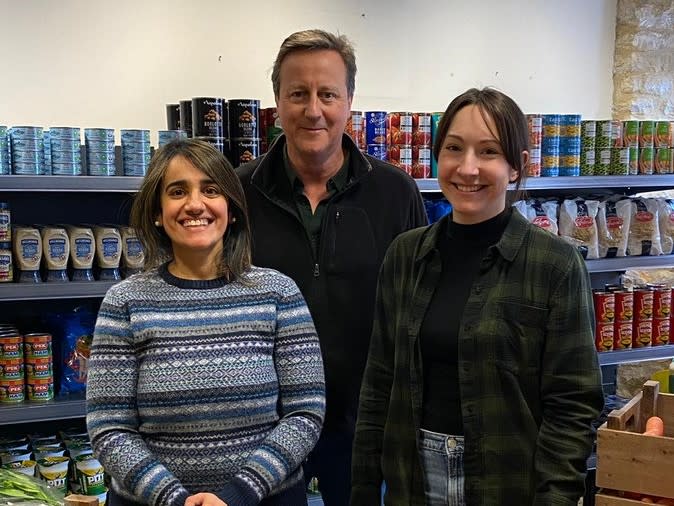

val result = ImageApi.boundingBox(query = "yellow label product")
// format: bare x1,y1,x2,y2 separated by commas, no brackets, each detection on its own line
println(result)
37,456,70,494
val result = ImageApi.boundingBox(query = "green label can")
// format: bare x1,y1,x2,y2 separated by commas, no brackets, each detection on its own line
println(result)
580,148,595,175
655,121,672,148
639,120,655,147
655,147,673,174
623,120,639,147
639,147,654,174
610,147,630,175
628,146,639,174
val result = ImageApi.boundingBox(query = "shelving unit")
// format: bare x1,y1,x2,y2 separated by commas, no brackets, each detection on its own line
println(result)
2,173,674,430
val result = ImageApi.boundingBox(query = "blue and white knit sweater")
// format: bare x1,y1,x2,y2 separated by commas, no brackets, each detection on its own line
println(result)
86,264,325,506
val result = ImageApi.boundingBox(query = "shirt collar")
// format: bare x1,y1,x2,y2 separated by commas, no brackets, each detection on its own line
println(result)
283,144,351,193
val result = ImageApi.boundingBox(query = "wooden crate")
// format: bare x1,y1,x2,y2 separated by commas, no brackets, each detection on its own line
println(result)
596,380,674,501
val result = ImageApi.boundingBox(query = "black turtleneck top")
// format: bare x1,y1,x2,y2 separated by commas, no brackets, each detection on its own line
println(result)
419,209,510,435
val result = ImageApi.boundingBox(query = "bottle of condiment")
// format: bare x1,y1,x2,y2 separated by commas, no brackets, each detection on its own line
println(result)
64,225,95,281
12,226,42,282
0,241,12,283
93,225,121,281
39,226,70,282
119,226,144,277
0,203,10,242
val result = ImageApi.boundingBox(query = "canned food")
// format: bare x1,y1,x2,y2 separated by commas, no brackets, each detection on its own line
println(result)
623,120,639,147
628,147,639,175
25,358,52,380
120,129,151,143
411,145,431,179
595,322,614,352
580,149,595,176
639,147,654,174
87,151,116,164
542,115,561,137
9,126,44,139
366,144,387,161
345,111,365,149
0,242,12,282
387,112,413,145
0,359,24,381
634,288,654,320
0,335,22,360
655,121,672,148
48,127,80,141
652,318,670,346
231,139,260,167
387,144,412,174
581,120,596,150
596,120,612,149
51,162,83,176
412,113,432,146
614,321,633,350
610,120,623,147
0,379,24,403
23,334,52,359
632,319,653,348
84,128,115,142
639,120,655,147
655,147,673,174
560,114,581,137
609,147,629,176
365,111,387,145
0,203,9,243
228,99,259,140
26,377,54,402
650,285,672,318
593,290,615,323
166,104,181,131
179,100,193,138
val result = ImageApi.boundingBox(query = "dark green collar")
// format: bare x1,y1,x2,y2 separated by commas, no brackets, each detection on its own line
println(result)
283,145,350,193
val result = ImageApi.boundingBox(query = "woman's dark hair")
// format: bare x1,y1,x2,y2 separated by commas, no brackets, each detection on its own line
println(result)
432,87,530,200
130,139,252,281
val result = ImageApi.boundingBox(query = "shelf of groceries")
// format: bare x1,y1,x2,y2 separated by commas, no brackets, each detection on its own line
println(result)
3,173,674,193
2,344,673,425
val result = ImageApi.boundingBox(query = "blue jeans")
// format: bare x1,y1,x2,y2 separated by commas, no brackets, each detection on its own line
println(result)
419,428,466,506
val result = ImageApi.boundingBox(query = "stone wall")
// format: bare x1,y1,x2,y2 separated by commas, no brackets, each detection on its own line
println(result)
613,0,674,119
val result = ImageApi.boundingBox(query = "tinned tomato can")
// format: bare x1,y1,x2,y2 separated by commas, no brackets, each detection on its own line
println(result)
632,288,654,348
411,145,431,179
387,112,413,145
650,285,672,319
595,322,614,352
345,111,365,150
412,113,432,146
387,144,412,174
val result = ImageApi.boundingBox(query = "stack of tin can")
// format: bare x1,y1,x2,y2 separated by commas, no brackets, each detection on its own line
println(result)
121,130,151,176
0,126,9,175
611,287,634,350
260,107,283,154
228,99,261,167
541,115,560,177
608,120,629,176
559,115,581,176
345,110,365,150
411,113,432,179
594,120,613,176
24,333,54,402
0,326,24,403
430,112,443,178
593,289,615,352
580,120,596,175
526,114,542,177
365,111,387,161
386,112,413,175
179,100,193,138
85,129,116,176
632,287,654,348
0,203,12,283
191,97,229,161
651,284,671,346
157,130,188,148
10,127,46,175
49,128,82,176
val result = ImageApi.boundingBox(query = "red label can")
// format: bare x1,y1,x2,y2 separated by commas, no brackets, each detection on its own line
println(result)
387,112,413,145
345,111,365,150
26,377,54,402
632,319,653,348
412,113,432,146
23,333,52,359
0,379,24,403
411,145,431,179
613,321,633,350
387,144,412,174
633,288,654,320
0,334,23,360
25,357,53,380
595,322,614,352
614,290,634,323
652,317,670,346
0,359,24,381
650,285,672,319
593,290,615,323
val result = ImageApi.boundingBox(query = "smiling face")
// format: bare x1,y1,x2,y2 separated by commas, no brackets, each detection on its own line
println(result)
276,48,352,169
437,104,521,224
156,155,230,267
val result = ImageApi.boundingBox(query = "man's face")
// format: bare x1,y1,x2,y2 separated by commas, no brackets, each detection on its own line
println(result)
276,49,352,165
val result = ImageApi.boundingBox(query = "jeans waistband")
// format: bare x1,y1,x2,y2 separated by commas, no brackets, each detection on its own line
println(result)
419,428,465,452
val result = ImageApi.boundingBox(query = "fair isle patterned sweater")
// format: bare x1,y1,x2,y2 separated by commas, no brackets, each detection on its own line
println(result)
86,264,325,506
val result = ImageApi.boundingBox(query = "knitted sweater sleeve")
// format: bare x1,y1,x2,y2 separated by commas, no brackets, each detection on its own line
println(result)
86,286,189,506
217,277,326,506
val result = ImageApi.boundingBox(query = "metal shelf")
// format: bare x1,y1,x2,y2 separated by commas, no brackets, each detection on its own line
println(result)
598,344,674,366
0,281,118,301
415,175,674,193
0,175,143,192
0,394,86,425
586,255,674,273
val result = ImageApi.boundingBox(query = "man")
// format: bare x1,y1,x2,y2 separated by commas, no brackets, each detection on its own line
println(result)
237,29,427,506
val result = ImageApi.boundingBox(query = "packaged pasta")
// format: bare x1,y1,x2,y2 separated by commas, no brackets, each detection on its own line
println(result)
656,198,674,255
597,198,631,258
626,198,663,256
559,198,600,259
512,199,559,235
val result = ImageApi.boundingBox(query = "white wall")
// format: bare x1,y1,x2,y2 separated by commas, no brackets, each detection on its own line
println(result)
0,0,617,142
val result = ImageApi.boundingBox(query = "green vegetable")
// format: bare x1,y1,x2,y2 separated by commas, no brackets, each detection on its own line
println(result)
0,468,63,506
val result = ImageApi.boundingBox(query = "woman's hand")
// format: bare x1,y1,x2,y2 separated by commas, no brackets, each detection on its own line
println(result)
185,493,227,506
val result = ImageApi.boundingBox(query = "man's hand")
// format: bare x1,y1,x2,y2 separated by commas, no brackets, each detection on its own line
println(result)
185,493,227,506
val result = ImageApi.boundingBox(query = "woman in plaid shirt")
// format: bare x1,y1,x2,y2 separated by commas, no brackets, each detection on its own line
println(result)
351,88,603,506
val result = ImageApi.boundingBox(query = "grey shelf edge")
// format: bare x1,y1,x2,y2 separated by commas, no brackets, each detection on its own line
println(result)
415,175,674,193
0,281,119,301
0,175,143,192
0,395,86,424
586,255,674,273
598,343,674,366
